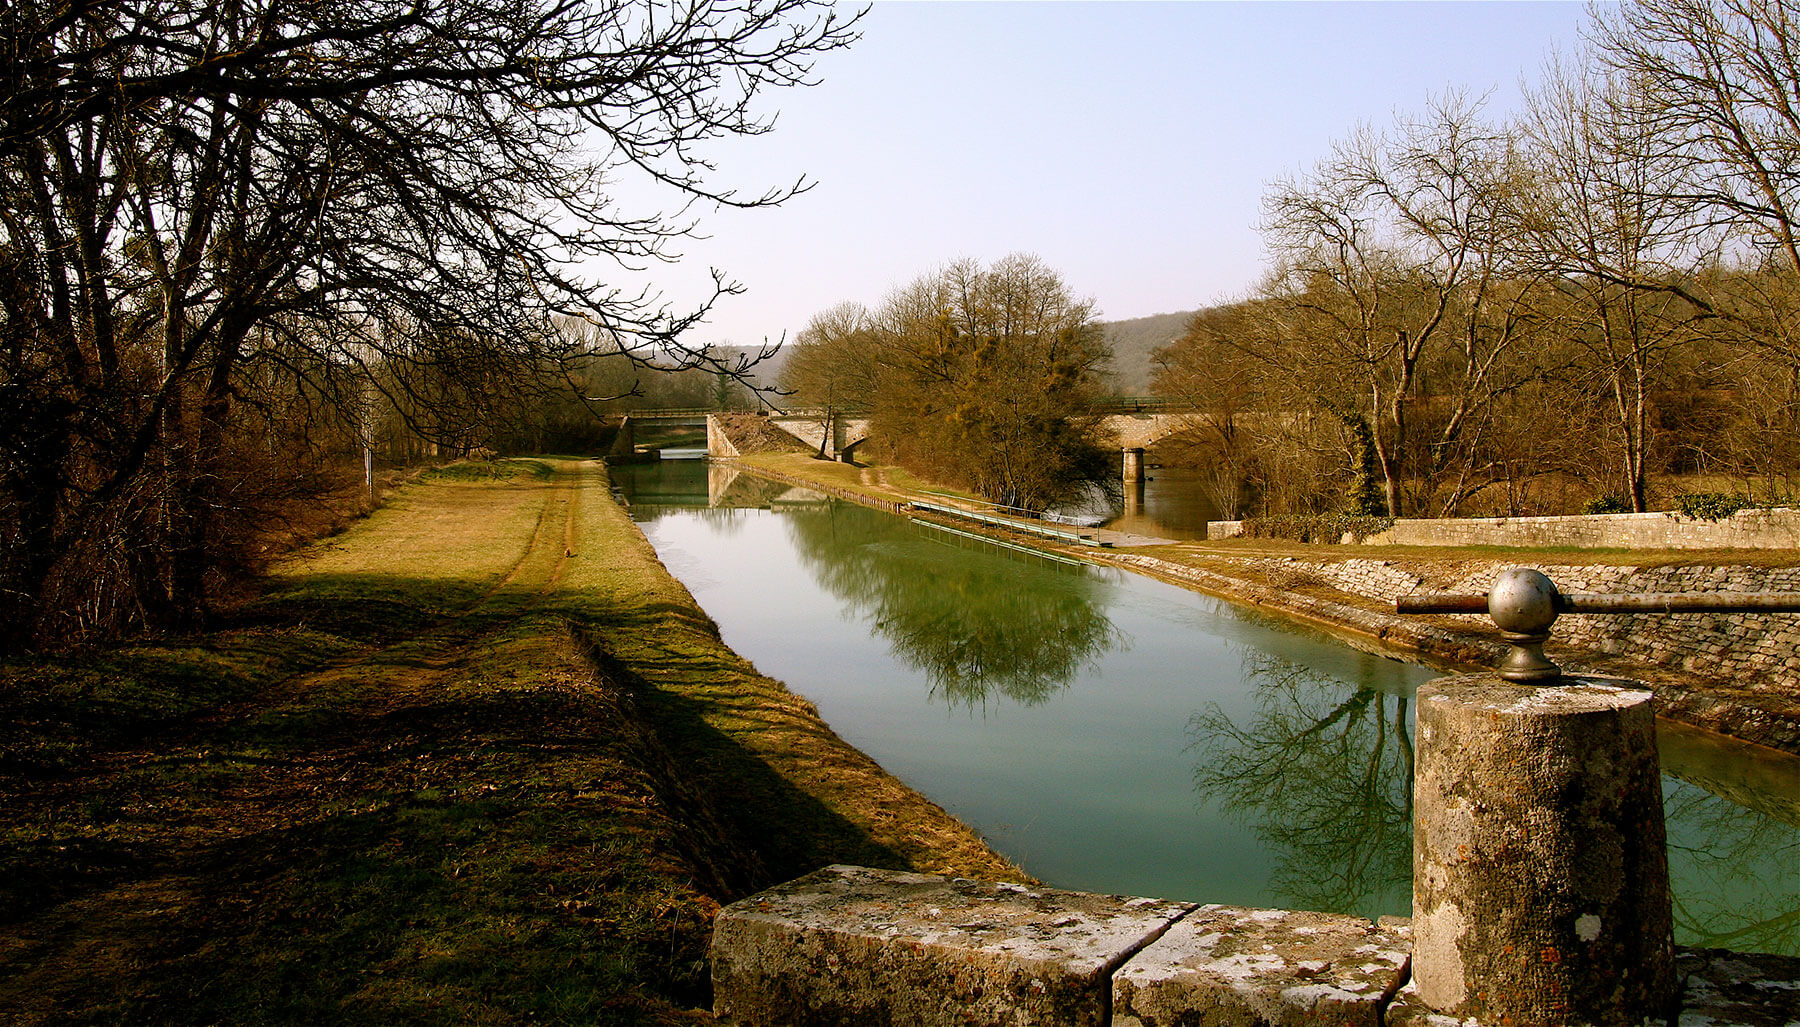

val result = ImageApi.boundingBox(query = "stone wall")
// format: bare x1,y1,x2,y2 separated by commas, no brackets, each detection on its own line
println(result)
1208,508,1800,550
704,415,741,459
711,865,1412,1027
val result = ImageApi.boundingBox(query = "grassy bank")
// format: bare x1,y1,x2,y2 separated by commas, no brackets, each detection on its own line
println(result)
0,458,1022,1025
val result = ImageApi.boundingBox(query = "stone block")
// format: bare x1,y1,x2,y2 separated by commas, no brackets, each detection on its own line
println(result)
711,864,1195,1026
1111,905,1410,1027
1389,949,1800,1027
1675,947,1800,1026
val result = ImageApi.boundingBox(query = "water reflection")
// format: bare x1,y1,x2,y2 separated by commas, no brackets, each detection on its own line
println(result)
782,503,1126,708
1661,725,1800,954
1051,468,1220,541
1187,651,1413,918
1191,654,1800,952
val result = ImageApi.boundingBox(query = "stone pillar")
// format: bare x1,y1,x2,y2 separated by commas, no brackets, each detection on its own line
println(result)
1123,480,1144,516
1411,675,1674,1025
1123,448,1145,485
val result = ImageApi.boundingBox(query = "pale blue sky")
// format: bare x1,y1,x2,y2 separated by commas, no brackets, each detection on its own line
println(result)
629,1,1594,349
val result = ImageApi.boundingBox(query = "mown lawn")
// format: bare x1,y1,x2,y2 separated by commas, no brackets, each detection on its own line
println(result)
0,458,1022,1025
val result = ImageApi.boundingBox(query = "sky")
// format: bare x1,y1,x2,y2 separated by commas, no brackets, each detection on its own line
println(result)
611,1,1596,350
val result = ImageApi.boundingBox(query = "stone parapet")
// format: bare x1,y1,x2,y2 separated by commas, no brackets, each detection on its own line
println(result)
710,865,1195,1026
710,867,1800,1025
1112,905,1411,1026
710,866,1413,1026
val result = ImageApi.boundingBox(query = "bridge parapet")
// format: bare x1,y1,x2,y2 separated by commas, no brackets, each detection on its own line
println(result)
766,414,870,461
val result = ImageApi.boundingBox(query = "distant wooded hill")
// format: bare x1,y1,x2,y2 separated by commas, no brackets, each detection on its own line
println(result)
1101,310,1198,394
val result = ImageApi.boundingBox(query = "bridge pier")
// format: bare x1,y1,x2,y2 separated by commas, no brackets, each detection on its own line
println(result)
607,416,636,460
1123,448,1145,485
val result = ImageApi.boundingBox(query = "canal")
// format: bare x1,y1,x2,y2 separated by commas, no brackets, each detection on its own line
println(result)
614,457,1800,956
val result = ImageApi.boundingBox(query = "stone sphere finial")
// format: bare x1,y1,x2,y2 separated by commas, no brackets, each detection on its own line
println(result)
1489,567,1562,682
1489,567,1560,634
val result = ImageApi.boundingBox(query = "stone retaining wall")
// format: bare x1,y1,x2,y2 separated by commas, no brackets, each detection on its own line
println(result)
1208,508,1800,549
705,416,741,459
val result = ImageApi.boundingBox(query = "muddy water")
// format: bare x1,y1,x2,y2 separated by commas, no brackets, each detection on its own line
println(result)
613,458,1800,955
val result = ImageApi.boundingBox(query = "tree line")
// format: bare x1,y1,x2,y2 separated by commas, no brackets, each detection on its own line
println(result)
781,254,1117,514
0,0,855,652
1155,0,1800,521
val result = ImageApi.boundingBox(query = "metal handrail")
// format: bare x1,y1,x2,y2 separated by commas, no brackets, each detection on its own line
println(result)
1397,567,1800,682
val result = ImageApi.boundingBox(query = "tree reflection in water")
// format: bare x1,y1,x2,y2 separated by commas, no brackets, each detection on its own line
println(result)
782,504,1125,708
1660,725,1800,957
1191,652,1800,954
1187,651,1413,919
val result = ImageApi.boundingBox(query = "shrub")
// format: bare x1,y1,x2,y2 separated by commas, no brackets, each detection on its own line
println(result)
1237,513,1395,544
1583,493,1632,514
1675,492,1750,521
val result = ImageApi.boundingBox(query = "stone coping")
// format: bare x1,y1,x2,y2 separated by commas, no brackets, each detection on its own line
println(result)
710,866,1800,1026
711,865,1411,1026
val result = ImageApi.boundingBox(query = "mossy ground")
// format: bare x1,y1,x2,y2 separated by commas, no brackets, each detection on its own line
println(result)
0,458,1022,1025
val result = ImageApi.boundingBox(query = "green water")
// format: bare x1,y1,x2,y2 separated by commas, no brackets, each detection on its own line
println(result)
615,458,1800,955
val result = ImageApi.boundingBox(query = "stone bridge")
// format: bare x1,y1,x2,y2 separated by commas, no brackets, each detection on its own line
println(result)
606,408,711,461
693,405,1249,480
709,409,1202,477
1102,413,1195,483
698,410,870,461
766,412,871,462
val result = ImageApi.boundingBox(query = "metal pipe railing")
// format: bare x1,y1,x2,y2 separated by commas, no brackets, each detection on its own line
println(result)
907,500,1107,547
1396,566,1800,682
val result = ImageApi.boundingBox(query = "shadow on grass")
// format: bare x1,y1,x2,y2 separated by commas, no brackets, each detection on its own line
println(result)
578,634,907,891
3,686,744,1024
1,553,925,1025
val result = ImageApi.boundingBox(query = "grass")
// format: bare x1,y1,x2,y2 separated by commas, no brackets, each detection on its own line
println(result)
0,457,1023,1025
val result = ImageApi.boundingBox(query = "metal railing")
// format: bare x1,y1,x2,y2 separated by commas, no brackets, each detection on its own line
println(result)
1397,566,1800,682
908,500,1109,548
616,407,719,419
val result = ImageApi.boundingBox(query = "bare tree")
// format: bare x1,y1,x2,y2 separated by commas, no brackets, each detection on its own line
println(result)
1515,58,1717,510
0,0,859,650
1592,0,1800,291
1258,95,1537,516
780,301,877,457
